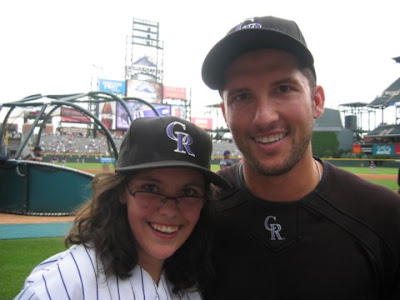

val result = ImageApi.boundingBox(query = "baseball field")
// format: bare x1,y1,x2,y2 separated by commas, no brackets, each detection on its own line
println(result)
0,164,398,299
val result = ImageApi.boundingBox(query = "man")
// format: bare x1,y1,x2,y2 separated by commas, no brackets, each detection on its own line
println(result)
23,146,43,161
201,16,400,299
219,150,234,169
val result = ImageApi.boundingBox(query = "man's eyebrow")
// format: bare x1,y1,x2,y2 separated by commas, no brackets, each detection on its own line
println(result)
273,77,301,85
225,88,250,97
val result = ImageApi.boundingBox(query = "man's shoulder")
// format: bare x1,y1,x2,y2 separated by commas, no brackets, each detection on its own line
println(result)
322,161,399,202
212,164,244,210
318,161,400,234
217,163,240,186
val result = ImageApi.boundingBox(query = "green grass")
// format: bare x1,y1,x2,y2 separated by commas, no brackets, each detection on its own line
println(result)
66,162,107,170
369,180,398,191
338,167,397,191
211,164,220,172
0,237,66,299
340,167,398,175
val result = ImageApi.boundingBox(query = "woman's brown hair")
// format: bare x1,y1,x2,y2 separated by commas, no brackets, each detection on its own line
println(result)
65,171,214,294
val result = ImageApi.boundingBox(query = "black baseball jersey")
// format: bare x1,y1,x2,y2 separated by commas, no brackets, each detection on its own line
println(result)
204,160,400,300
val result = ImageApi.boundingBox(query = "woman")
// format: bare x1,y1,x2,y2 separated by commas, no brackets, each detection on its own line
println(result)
15,116,229,300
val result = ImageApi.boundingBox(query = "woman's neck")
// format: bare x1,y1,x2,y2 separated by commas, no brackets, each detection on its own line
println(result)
138,257,164,285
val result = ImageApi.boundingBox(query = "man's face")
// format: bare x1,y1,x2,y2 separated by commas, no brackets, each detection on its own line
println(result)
221,49,324,177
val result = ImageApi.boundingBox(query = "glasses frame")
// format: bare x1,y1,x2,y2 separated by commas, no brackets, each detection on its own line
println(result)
126,188,206,210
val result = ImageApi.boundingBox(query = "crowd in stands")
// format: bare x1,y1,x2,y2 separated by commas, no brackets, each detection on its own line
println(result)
34,133,123,156
30,133,241,158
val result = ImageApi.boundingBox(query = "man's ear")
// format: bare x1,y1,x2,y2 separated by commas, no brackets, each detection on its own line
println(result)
312,85,325,120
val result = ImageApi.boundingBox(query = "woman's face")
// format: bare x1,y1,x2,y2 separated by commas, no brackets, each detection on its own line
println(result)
121,167,205,268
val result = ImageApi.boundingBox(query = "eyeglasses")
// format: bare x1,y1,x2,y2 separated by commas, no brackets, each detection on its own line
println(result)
127,189,205,211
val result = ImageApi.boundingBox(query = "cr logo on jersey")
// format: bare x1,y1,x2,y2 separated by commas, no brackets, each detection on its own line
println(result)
264,216,285,241
166,121,195,157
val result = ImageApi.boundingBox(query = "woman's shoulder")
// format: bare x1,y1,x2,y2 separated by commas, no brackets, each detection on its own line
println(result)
15,245,101,299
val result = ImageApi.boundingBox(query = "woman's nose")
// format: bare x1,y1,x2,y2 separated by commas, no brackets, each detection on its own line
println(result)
158,198,179,216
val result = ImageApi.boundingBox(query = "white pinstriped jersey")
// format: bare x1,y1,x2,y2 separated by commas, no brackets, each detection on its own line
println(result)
15,244,202,300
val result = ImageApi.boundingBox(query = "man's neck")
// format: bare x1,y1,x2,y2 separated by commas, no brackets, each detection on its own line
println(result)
242,156,322,202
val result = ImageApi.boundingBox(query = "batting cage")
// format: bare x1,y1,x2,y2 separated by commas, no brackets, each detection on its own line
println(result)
0,160,93,215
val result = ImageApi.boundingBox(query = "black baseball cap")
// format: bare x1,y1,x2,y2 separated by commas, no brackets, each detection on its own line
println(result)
116,116,230,189
202,16,315,90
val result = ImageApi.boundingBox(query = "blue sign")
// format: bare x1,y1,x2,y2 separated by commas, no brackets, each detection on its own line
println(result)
372,144,394,156
99,157,115,163
132,104,171,119
116,102,171,130
99,79,126,95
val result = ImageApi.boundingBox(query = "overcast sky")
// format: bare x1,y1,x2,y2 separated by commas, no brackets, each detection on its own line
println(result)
1,0,399,119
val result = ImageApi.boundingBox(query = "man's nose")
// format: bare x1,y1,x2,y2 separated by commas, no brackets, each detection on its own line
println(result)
253,96,279,126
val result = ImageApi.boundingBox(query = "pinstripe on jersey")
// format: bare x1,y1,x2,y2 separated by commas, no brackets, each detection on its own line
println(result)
15,244,202,300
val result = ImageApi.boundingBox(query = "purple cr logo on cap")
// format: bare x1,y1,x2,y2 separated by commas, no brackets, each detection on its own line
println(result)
166,121,195,157
235,18,262,31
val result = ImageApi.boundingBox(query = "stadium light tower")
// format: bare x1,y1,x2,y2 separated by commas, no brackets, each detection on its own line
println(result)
125,18,164,84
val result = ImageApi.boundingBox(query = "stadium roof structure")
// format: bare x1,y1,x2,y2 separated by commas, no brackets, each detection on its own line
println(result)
368,93,400,108
340,77,400,109
385,77,400,92
205,103,221,109
339,102,368,108
368,77,400,108
314,108,343,131
365,123,400,137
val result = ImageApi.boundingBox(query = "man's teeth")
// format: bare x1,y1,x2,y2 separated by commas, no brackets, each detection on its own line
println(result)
255,133,285,143
151,223,179,233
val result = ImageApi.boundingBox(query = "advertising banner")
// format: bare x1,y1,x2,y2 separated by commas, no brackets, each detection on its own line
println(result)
352,144,361,154
373,144,394,156
99,102,114,129
191,117,213,130
61,107,91,123
126,80,163,103
170,105,187,119
100,157,116,163
116,102,171,129
163,86,187,100
395,144,400,155
361,145,373,154
99,79,126,95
